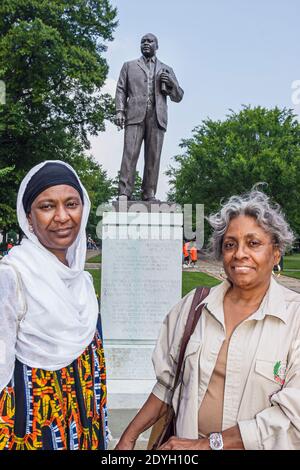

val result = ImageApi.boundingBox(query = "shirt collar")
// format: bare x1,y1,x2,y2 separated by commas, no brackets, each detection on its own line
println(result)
197,276,288,327
256,276,288,323
142,55,156,64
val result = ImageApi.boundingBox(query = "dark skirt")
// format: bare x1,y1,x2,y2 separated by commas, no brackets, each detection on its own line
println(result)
0,321,107,450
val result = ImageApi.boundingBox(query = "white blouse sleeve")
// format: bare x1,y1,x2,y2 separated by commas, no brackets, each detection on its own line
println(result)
0,264,26,392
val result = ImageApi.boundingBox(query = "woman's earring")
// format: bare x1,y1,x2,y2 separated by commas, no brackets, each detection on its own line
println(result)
272,264,281,278
29,224,34,233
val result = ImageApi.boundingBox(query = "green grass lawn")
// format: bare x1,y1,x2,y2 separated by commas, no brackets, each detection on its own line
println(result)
88,269,101,296
280,254,300,279
88,269,220,298
87,254,101,263
182,271,220,296
282,254,300,271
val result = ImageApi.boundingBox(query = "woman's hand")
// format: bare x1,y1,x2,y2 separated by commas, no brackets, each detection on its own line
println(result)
158,436,210,451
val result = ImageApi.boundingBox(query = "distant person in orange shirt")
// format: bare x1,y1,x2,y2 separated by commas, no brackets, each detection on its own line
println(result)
183,241,190,266
190,244,198,268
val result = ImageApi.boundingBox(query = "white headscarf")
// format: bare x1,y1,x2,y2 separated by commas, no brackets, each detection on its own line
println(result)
4,160,99,370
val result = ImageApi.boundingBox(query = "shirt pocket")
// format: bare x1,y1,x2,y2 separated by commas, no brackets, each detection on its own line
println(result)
255,359,287,383
251,359,286,414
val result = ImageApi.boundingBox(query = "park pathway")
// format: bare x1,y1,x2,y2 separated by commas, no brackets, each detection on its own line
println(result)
85,249,101,267
86,248,100,261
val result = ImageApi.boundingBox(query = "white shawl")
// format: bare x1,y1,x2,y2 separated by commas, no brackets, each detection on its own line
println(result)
3,160,99,370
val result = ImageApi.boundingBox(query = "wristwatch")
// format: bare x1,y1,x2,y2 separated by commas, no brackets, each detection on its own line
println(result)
209,432,223,450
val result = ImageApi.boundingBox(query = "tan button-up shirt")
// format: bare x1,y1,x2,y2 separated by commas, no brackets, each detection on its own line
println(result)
151,277,300,449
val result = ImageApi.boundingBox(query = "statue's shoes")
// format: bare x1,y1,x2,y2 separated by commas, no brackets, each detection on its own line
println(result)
117,194,128,201
142,196,160,202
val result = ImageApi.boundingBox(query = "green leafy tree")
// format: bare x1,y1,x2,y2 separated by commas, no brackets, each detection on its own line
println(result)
0,0,117,231
0,166,14,179
0,166,17,236
68,152,114,238
167,106,300,242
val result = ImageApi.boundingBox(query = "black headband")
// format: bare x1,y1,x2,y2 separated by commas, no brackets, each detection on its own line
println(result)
22,162,84,214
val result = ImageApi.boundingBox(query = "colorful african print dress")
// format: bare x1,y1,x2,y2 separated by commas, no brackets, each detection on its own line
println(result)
0,318,108,450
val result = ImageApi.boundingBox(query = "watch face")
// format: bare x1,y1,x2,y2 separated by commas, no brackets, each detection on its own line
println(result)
210,433,223,450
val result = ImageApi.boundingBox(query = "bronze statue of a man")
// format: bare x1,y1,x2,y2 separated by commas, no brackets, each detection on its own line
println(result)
115,33,184,201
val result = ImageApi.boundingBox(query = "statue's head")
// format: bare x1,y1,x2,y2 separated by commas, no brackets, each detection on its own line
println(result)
140,33,158,59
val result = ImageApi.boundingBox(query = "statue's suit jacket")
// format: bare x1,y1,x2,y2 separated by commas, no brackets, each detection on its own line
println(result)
115,57,184,131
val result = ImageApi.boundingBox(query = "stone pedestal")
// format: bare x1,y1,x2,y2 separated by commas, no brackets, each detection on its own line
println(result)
100,204,183,413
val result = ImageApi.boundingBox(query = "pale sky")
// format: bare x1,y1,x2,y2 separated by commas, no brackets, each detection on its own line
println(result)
90,0,300,199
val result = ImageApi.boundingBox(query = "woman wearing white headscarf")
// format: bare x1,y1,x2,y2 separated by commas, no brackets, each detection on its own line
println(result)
0,161,107,450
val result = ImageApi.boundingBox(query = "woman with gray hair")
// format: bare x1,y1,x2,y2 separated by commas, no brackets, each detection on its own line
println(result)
116,189,300,450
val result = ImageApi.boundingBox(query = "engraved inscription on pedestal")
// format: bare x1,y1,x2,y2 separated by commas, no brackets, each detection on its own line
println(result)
101,239,182,341
105,345,156,380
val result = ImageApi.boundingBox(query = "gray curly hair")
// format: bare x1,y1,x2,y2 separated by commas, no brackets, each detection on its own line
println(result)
207,188,295,260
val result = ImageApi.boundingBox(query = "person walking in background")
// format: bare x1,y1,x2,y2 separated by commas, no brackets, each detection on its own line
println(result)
0,161,107,450
7,240,13,251
183,240,190,267
189,243,198,268
91,237,98,250
87,234,93,249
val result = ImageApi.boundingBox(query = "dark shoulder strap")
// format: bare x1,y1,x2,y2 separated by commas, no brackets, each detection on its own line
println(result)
173,286,210,388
